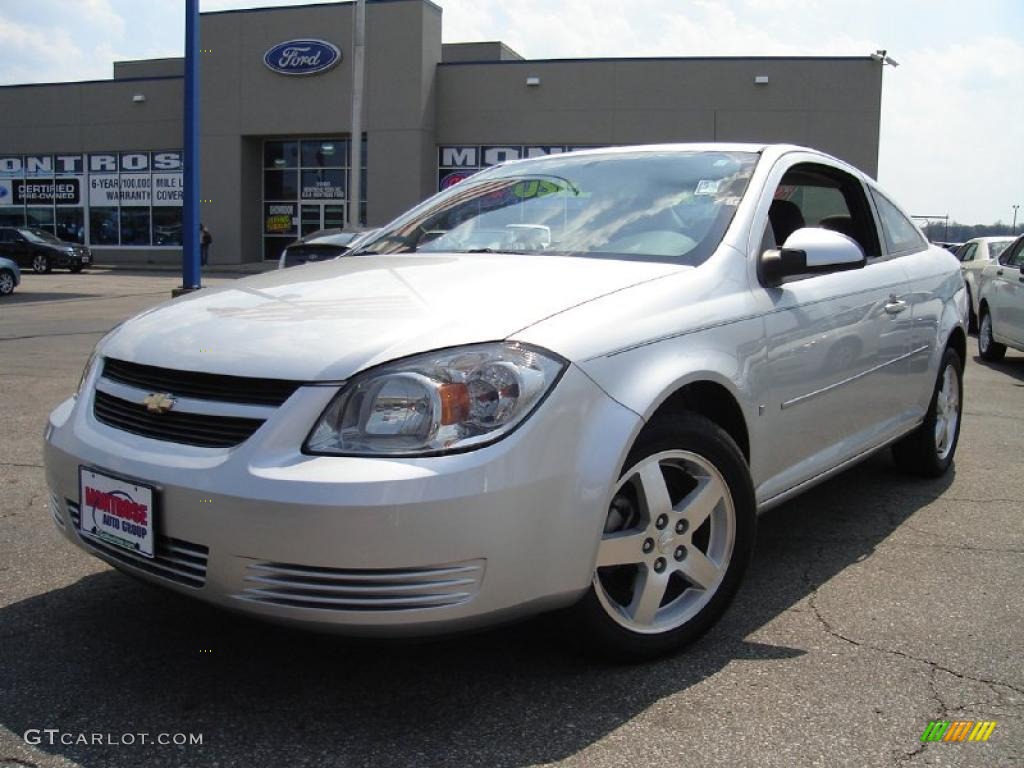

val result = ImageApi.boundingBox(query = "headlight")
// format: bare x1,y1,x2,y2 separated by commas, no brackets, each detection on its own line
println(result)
305,342,566,456
75,351,99,398
74,322,124,398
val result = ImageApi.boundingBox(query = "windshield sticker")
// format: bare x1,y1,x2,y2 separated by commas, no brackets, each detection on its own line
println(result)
694,179,721,196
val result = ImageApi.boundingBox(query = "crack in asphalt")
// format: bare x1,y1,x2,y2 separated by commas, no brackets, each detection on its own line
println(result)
0,329,112,343
0,462,44,469
798,535,1023,766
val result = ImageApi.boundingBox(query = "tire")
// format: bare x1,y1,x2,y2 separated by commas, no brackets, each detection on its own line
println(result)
69,265,83,274
0,269,14,296
978,306,1006,362
31,253,51,274
965,284,977,333
566,412,756,661
892,346,963,478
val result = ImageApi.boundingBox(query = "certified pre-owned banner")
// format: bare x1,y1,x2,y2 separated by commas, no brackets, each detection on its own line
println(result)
13,178,81,205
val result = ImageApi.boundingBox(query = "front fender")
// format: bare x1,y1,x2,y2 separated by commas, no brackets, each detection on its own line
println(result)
574,313,766,479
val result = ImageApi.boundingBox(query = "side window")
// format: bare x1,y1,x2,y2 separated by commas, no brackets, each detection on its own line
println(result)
765,162,881,257
960,243,978,263
870,188,927,255
0,229,12,244
1004,239,1024,267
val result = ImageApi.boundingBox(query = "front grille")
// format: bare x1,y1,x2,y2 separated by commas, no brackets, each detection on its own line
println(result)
68,501,209,588
102,358,302,407
235,559,485,612
93,390,264,448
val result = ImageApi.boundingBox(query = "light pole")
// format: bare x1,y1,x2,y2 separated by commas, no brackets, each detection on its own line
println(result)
349,0,365,229
1013,204,1019,235
175,0,201,296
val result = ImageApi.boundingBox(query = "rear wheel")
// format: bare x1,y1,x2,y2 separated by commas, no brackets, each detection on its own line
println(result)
567,412,755,660
31,253,51,273
978,307,1006,362
0,269,14,295
893,347,963,477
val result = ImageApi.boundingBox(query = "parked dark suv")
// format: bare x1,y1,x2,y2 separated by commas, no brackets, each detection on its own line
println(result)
0,227,91,273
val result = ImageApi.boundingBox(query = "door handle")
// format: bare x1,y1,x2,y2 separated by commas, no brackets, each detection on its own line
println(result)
884,297,908,314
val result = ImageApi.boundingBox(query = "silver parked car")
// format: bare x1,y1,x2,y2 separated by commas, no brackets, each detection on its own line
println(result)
977,233,1024,360
44,144,966,659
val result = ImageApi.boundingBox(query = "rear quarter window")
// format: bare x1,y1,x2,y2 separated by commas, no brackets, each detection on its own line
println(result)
870,188,927,255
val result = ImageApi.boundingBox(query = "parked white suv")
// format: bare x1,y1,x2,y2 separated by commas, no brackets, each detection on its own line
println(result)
44,144,966,659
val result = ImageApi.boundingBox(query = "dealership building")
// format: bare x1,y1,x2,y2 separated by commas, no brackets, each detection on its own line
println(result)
0,0,885,265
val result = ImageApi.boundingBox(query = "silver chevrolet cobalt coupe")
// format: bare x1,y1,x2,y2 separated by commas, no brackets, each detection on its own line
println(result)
45,145,966,659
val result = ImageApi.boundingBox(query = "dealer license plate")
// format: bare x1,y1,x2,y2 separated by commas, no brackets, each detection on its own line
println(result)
78,467,156,559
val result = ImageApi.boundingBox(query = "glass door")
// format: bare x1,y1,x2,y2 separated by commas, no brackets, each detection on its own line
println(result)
300,203,347,237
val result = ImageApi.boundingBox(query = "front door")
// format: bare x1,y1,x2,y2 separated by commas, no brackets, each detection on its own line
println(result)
300,204,346,237
753,158,916,502
989,239,1024,344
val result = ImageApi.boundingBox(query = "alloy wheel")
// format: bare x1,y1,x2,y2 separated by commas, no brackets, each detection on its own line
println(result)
0,271,13,295
980,313,992,354
933,363,960,461
594,450,735,634
32,254,48,273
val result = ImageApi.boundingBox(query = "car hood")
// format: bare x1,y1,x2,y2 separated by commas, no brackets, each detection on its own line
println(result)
102,252,682,381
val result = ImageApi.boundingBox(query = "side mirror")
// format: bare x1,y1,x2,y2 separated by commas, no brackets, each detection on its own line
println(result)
759,227,866,288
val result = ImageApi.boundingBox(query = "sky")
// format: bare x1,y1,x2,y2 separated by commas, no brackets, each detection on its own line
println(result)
0,0,1021,226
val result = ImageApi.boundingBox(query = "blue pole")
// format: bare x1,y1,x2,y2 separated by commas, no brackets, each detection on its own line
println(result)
181,0,201,290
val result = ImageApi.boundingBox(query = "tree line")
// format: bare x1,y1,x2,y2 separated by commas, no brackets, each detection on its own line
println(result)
921,221,1019,243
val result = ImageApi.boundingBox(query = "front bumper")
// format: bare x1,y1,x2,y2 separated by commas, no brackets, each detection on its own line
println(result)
44,364,641,636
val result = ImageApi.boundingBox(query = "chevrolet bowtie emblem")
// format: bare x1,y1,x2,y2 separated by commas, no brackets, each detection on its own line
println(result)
142,392,176,414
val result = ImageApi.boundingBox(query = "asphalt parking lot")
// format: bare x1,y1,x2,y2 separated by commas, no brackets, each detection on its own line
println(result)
1,269,1021,768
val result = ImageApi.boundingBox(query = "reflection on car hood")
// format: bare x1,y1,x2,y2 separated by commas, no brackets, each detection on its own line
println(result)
102,252,683,381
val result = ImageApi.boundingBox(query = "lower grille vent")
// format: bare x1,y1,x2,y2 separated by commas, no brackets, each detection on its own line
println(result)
235,559,485,612
68,500,209,588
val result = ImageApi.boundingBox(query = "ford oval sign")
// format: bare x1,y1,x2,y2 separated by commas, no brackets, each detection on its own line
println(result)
264,39,341,76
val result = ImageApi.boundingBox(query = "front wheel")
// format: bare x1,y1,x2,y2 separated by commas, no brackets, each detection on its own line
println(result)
892,347,963,477
0,269,15,295
31,253,51,273
566,412,756,661
69,264,83,274
978,308,1006,362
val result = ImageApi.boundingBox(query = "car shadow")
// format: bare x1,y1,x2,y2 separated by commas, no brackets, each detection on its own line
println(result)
3,292,99,305
1,452,952,767
971,352,1024,384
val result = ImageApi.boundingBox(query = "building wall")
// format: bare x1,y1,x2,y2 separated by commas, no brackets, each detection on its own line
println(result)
0,1,884,266
437,57,883,177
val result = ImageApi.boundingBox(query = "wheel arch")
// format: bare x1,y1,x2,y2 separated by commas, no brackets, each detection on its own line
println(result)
946,325,966,369
644,378,751,464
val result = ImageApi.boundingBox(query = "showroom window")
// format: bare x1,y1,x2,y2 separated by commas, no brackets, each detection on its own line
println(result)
262,137,366,262
0,151,181,247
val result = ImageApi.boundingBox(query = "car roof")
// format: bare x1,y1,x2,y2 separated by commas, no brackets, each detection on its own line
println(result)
965,236,1016,244
493,142,860,180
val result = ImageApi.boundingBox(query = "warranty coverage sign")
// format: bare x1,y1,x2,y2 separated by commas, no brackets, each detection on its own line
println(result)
78,468,156,558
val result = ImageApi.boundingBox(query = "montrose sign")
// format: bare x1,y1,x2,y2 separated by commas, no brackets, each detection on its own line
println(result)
264,39,341,76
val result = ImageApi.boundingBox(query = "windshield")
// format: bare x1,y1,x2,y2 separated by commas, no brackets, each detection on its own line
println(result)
989,240,1012,261
19,228,62,244
357,150,759,265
